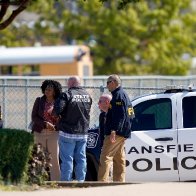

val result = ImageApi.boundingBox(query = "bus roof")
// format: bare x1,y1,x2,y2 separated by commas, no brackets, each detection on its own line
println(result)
0,45,85,65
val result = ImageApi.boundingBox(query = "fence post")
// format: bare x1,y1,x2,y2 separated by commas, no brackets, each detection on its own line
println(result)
139,78,142,95
25,79,30,131
100,85,104,95
2,79,7,128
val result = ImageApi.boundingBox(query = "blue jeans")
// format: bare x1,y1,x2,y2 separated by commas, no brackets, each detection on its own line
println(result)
59,135,87,181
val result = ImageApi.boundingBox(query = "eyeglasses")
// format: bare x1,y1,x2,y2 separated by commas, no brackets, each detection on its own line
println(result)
107,80,113,85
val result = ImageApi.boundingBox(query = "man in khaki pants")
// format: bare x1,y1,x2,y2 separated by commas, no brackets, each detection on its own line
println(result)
98,74,134,182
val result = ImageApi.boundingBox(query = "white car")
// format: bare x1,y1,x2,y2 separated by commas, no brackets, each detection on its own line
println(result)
125,86,196,182
87,86,196,182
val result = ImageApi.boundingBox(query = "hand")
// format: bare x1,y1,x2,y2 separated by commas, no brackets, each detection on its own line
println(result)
46,122,55,131
110,130,116,143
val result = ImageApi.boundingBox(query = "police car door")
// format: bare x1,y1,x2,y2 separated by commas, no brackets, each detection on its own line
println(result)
176,92,196,181
125,94,179,182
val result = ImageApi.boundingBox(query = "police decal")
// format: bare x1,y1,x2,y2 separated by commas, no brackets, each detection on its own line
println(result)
126,144,196,171
87,132,99,148
73,94,91,102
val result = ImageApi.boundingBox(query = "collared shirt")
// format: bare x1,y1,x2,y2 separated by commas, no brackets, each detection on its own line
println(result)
59,130,88,140
43,101,57,125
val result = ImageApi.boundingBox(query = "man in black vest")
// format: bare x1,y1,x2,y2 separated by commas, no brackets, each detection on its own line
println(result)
54,76,92,181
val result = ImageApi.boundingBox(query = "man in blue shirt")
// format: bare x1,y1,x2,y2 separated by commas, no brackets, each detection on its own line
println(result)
98,74,134,182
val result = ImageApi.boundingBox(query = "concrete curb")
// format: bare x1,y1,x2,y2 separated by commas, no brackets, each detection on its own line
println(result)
45,181,136,188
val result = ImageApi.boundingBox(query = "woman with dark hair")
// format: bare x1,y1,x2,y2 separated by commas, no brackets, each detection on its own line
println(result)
31,80,62,181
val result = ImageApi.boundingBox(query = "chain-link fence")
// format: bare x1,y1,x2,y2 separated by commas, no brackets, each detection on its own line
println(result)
1,75,196,130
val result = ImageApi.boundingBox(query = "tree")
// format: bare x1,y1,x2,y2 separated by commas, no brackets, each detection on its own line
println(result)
34,0,196,75
0,0,62,46
0,0,31,30
0,0,138,30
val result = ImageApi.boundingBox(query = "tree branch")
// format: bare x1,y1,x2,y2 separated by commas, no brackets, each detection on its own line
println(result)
0,0,9,21
0,0,30,30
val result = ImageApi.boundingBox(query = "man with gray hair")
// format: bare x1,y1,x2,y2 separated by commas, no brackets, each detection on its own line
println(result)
54,76,92,182
98,74,134,182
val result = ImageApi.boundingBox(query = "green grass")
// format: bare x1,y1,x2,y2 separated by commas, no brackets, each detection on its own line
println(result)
0,181,61,191
0,184,46,191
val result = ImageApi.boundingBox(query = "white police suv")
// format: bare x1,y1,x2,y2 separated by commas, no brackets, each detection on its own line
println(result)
125,86,196,182
86,86,196,182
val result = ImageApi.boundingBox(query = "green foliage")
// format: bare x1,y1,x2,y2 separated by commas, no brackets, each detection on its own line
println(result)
0,129,34,184
0,129,51,185
52,0,195,75
27,143,51,185
98,0,140,9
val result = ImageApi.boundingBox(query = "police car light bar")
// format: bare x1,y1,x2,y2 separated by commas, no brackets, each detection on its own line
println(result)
188,84,194,91
165,85,178,90
164,85,189,93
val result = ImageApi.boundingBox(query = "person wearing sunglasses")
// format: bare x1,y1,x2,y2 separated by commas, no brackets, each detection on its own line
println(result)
98,74,134,182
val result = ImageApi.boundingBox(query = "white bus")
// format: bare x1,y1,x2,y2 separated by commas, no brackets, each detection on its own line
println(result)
0,45,93,77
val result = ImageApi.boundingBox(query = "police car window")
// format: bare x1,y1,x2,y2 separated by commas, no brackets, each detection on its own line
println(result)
132,98,172,131
183,96,196,128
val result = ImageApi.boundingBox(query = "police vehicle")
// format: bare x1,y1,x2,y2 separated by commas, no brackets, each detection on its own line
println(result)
86,85,196,182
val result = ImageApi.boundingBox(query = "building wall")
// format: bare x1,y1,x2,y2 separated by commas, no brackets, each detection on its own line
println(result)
40,62,79,76
40,59,93,77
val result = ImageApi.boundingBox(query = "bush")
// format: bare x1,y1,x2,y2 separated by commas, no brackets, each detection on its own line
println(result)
0,129,34,184
27,143,51,185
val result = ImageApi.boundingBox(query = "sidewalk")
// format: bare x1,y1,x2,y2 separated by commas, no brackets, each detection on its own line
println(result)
0,182,196,196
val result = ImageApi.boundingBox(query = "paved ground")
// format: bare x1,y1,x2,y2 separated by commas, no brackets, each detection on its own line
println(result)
0,182,196,196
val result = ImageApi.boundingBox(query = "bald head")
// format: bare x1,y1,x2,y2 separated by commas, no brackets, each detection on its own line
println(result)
67,76,81,88
98,94,112,112
100,94,112,102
